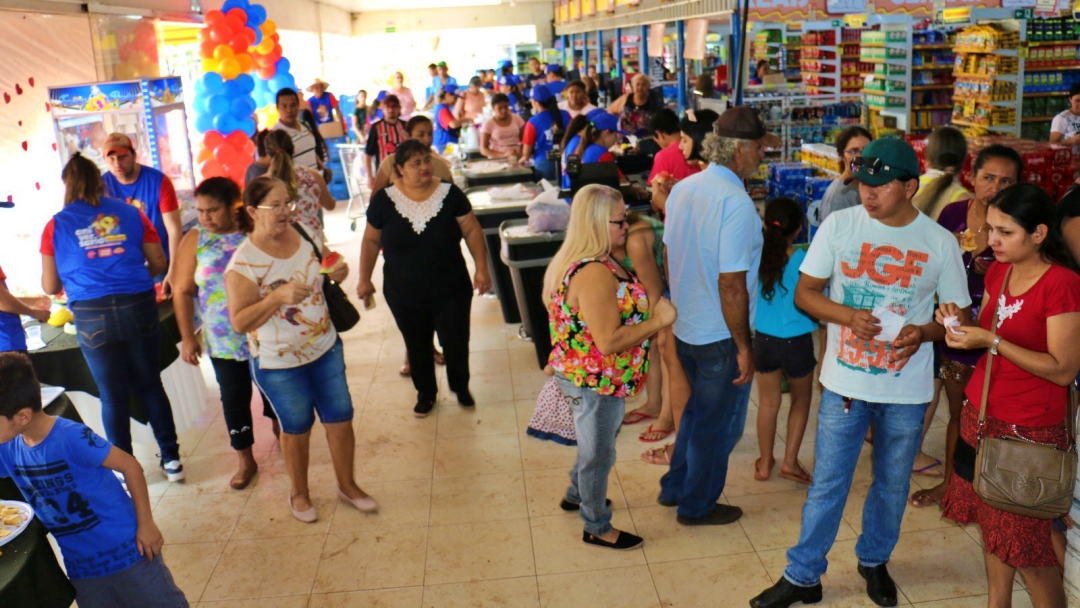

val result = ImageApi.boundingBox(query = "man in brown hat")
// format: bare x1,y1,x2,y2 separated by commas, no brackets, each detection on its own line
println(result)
306,78,346,135
657,106,777,525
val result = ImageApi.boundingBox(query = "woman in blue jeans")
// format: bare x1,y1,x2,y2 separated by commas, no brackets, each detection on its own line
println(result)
40,153,184,481
542,184,677,550
226,176,376,523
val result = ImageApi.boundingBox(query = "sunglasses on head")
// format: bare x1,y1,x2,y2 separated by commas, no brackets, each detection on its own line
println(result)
850,156,914,179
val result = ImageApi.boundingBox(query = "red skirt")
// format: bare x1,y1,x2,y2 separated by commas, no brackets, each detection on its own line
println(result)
940,401,1068,569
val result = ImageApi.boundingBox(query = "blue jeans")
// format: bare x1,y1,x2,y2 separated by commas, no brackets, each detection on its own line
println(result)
784,389,929,587
250,338,354,434
659,338,752,518
555,375,623,536
70,291,179,463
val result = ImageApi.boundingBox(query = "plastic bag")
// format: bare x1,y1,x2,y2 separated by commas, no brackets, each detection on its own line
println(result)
526,180,570,232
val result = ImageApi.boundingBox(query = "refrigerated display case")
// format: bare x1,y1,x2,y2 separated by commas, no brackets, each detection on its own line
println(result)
48,76,196,226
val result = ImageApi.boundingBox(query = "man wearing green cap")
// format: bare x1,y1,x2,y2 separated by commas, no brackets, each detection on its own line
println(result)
423,61,458,111
751,138,971,608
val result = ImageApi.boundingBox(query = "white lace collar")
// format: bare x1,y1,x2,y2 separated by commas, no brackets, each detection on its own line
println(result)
387,182,451,234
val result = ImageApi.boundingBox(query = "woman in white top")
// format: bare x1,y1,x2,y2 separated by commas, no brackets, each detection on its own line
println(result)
391,71,416,119
226,176,376,523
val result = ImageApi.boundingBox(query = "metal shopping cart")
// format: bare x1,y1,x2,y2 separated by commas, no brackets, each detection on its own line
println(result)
337,143,367,231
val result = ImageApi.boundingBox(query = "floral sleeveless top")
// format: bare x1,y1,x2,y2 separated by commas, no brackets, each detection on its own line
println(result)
194,227,250,360
292,167,324,242
548,257,651,397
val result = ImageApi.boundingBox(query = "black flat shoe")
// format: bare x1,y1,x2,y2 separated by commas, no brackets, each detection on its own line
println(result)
582,530,643,551
657,496,678,507
413,395,436,418
456,390,475,407
858,564,898,607
676,503,743,526
559,498,612,512
750,577,823,608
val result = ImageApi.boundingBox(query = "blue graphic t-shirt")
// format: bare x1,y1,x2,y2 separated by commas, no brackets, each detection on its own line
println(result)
0,417,140,579
40,198,158,304
756,248,818,339
307,92,338,125
0,265,26,352
524,109,571,159
102,165,178,260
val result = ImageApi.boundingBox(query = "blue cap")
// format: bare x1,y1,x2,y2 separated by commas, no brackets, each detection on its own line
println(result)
498,59,513,69
531,84,553,103
375,90,387,102
584,108,608,121
497,75,514,87
589,111,626,135
443,83,459,96
545,64,564,76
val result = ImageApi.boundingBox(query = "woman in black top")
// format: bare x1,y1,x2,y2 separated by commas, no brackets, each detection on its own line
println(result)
358,140,492,417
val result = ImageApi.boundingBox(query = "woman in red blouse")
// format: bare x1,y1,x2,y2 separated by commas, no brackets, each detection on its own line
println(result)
939,183,1080,608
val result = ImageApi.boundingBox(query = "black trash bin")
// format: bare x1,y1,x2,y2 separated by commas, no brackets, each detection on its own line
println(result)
500,219,566,370
467,185,539,324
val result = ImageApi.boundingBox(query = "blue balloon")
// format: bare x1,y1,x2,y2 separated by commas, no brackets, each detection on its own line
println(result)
193,80,205,98
275,58,291,75
192,95,209,115
222,80,242,99
239,118,257,137
253,27,263,47
247,5,266,26
195,114,215,133
231,96,256,117
213,113,236,133
268,75,288,92
235,73,255,94
221,0,249,12
201,72,224,95
207,94,230,116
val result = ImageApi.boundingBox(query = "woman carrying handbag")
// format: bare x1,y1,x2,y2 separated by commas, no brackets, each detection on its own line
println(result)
939,183,1080,608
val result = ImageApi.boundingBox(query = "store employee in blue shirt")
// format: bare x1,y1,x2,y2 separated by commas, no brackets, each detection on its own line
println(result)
100,132,182,291
545,64,567,100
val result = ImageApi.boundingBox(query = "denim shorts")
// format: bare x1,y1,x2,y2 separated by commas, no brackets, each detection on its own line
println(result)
752,331,817,378
71,555,188,608
251,338,354,434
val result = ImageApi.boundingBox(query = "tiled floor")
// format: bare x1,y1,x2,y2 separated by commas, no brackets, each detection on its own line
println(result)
113,208,1035,607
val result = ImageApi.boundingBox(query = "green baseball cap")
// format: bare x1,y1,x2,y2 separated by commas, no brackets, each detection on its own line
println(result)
436,61,448,68
844,138,920,187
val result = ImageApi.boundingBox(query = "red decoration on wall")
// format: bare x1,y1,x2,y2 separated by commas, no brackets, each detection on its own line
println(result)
3,93,9,104
35,183,40,190
51,143,57,151
28,77,34,87
45,103,50,112
20,142,27,151
15,84,22,95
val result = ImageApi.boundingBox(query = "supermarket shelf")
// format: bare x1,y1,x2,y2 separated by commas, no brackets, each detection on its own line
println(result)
953,73,1017,81
1021,116,1055,123
913,65,953,71
1027,39,1080,47
861,42,886,48
913,43,953,50
912,84,955,90
954,46,1016,54
1026,65,1080,72
911,105,953,110
1023,91,1070,97
950,118,1015,130
867,104,906,111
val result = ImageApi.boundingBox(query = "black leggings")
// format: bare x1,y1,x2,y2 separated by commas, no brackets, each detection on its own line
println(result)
209,357,276,451
386,292,472,399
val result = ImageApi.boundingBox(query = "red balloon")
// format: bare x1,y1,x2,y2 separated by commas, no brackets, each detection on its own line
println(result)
209,24,231,44
199,159,225,179
265,46,282,64
223,15,244,35
205,10,224,26
199,39,216,59
226,8,248,25
256,66,276,79
229,37,248,54
213,143,239,167
225,131,248,149
204,131,226,151
242,139,256,157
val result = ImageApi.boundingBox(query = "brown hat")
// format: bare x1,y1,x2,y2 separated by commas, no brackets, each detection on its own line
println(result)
100,132,134,156
715,107,781,148
306,78,329,92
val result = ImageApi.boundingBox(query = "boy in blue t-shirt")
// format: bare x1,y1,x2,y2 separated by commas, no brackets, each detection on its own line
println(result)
0,353,188,607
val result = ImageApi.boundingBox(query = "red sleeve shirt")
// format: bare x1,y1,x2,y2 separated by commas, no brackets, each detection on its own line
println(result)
965,262,1080,426
140,211,161,243
40,219,56,256
438,107,455,130
158,177,179,214
521,121,538,146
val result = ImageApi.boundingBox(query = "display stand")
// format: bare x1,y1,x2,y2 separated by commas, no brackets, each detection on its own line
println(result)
752,24,801,84
801,21,866,100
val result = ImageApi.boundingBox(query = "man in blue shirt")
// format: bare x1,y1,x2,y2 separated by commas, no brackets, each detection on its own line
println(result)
658,107,776,526
545,64,567,100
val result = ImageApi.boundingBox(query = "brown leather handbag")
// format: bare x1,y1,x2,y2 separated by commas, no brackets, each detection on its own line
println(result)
973,267,1078,520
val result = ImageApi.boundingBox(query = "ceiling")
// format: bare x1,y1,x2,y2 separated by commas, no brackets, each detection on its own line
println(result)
317,0,550,11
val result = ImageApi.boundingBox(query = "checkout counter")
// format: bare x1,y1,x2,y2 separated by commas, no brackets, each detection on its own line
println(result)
467,183,540,324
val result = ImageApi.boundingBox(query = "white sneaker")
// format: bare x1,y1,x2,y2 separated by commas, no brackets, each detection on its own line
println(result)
161,460,185,482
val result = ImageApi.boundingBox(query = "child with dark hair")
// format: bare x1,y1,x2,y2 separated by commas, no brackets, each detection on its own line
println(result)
650,109,720,213
753,197,816,484
0,352,188,607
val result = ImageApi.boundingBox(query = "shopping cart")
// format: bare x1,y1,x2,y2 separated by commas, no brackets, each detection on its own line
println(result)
337,143,368,231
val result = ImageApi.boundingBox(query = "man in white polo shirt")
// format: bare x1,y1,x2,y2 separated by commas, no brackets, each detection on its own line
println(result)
272,88,320,171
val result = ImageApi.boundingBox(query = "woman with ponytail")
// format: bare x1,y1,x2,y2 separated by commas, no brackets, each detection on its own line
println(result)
521,84,570,181
560,110,624,189
753,198,816,484
913,126,971,220
263,130,336,242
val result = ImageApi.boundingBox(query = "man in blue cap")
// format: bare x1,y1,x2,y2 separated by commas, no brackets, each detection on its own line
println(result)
545,64,567,100
750,138,971,608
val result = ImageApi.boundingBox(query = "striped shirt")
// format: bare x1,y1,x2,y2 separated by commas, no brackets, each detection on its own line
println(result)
271,121,319,170
364,119,408,168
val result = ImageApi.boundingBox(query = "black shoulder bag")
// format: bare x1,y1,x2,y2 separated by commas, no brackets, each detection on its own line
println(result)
292,224,360,333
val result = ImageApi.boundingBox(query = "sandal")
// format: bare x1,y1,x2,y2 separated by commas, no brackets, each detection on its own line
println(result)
754,457,774,482
909,486,946,508
778,467,813,485
638,424,674,443
399,363,410,376
641,444,673,465
912,457,944,477
622,409,657,425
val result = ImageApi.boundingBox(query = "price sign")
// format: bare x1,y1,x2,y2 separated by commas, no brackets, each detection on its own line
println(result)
844,14,867,27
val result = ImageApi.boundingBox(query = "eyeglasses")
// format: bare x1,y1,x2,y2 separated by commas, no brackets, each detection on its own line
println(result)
850,156,913,179
843,147,863,157
256,202,297,215
609,218,629,227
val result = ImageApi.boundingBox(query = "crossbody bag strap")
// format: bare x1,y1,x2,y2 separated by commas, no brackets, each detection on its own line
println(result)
292,223,322,263
978,267,1012,436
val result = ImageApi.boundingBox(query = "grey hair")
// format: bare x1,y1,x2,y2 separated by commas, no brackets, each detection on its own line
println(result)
701,133,743,166
631,73,651,88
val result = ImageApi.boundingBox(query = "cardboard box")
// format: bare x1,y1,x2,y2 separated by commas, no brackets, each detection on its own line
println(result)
318,121,345,139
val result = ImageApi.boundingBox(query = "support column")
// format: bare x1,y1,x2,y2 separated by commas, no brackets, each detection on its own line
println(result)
676,20,686,112
615,27,624,79
640,24,648,76
581,31,589,74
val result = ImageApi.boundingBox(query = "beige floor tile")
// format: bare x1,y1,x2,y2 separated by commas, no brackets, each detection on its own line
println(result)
509,347,542,373
523,467,627,518
433,432,521,478
437,400,519,437
425,518,536,584
162,541,226,603
309,587,424,608
470,328,509,352
530,511,645,575
358,407,439,444
514,399,539,434
613,459,669,508
842,478,956,536
631,504,755,564
329,479,431,533
887,527,989,603
201,536,326,601
365,380,423,411
519,432,579,471
371,354,416,385
757,540,914,607
192,418,279,457
154,493,248,544
537,565,659,608
230,489,337,540
650,553,776,608
163,452,263,497
467,349,511,375
736,489,857,552
911,590,1033,607
198,596,311,608
511,370,549,402
313,528,428,593
719,450,812,499
354,437,436,483
421,577,540,608
430,471,529,525
459,373,515,404
252,447,346,496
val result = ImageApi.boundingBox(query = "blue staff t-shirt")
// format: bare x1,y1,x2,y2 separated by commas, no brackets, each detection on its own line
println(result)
0,417,140,579
0,265,26,352
102,165,178,260
755,248,818,339
40,198,159,304
307,92,338,125
546,80,567,100
523,109,571,160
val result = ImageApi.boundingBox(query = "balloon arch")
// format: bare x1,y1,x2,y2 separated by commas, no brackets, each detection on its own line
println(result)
190,0,297,186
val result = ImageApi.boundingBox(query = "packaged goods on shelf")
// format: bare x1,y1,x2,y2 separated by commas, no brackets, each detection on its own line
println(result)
954,25,1017,53
1024,16,1080,42
800,143,843,174
911,135,1075,199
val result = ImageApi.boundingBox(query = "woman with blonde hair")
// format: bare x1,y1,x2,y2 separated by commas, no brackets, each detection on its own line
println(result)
263,130,336,242
913,126,971,220
544,184,677,551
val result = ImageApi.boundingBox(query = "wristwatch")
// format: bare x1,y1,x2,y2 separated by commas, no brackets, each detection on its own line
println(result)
990,336,1003,355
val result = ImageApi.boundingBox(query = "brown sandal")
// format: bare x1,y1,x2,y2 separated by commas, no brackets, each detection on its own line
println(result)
778,467,813,484
641,444,673,465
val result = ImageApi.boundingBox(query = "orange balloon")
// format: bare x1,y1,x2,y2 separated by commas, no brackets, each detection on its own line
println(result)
235,53,253,74
261,20,276,36
219,57,241,80
195,147,213,164
212,44,234,61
